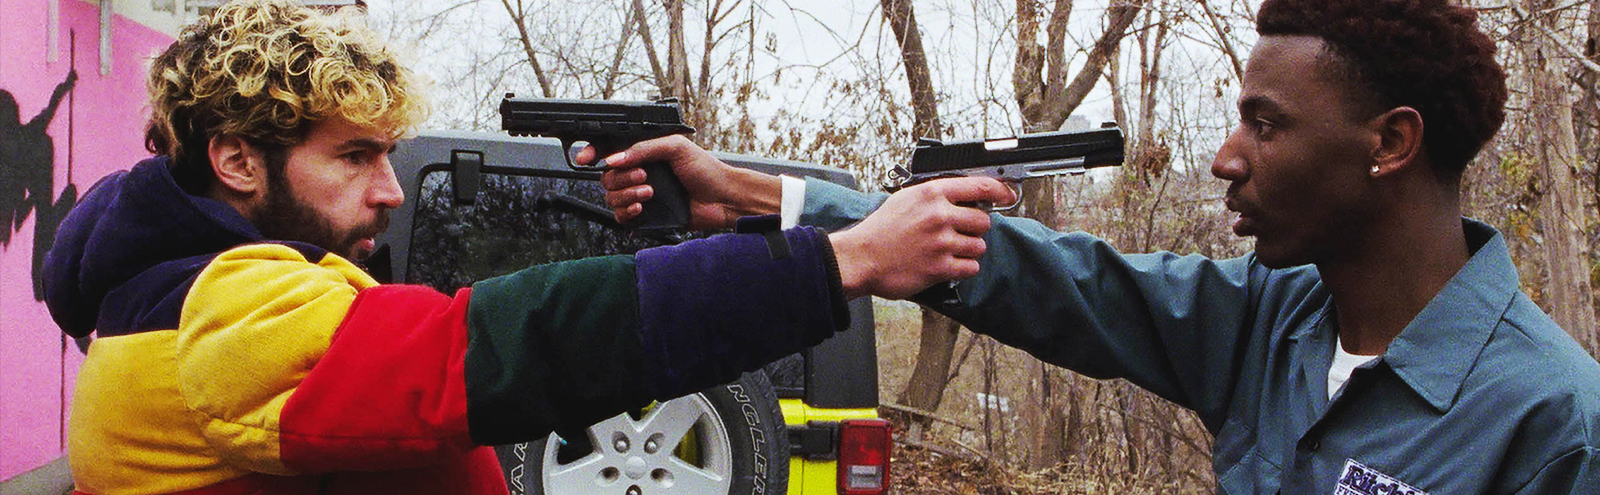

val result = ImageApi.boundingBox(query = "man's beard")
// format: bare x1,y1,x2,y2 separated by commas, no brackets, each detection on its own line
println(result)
251,174,388,261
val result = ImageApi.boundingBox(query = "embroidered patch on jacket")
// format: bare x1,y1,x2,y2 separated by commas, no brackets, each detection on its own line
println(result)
1334,459,1427,495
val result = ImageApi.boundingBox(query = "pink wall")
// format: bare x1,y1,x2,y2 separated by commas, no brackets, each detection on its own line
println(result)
0,0,175,479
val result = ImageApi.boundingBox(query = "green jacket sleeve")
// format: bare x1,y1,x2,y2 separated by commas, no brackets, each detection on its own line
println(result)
465,255,649,445
462,225,849,446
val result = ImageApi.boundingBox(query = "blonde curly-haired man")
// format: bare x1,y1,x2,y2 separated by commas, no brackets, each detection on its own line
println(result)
42,1,1010,493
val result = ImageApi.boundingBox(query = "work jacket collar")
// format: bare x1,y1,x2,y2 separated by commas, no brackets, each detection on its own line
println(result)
1373,219,1517,413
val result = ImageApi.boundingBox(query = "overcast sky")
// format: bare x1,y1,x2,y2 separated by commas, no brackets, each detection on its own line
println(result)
367,0,1255,170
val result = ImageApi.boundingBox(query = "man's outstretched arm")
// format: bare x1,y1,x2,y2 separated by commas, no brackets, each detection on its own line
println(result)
169,225,851,475
593,135,1017,300
597,136,1274,425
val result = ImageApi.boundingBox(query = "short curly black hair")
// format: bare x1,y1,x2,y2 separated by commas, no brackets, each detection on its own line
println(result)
1258,0,1507,177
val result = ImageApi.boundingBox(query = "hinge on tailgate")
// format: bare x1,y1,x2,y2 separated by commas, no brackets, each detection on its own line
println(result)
788,421,839,460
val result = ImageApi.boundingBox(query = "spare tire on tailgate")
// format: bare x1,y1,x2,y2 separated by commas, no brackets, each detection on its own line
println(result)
497,371,789,495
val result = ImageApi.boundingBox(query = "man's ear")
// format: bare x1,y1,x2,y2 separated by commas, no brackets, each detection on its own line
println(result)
1368,107,1425,177
208,134,266,196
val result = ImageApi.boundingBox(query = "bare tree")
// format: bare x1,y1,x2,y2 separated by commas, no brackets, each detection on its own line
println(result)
876,0,968,446
1008,0,1146,469
1196,0,1245,82
1131,0,1173,185
896,310,963,442
884,0,1151,453
498,0,556,97
1012,0,1144,228
1586,0,1600,319
600,1,642,99
1515,0,1599,346
665,0,691,103
1014,0,1143,133
630,0,754,133
632,0,669,90
880,0,943,141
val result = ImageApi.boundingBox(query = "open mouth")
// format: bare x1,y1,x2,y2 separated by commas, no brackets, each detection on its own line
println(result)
1224,197,1257,236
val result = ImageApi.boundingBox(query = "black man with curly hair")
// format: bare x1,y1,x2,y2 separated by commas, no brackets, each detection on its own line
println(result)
601,0,1600,492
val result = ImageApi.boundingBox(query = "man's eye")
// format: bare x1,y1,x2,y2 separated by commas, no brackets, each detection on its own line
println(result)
1248,118,1275,136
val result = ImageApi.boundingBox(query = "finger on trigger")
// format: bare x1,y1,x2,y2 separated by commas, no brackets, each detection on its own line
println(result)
575,146,597,165
943,177,1014,205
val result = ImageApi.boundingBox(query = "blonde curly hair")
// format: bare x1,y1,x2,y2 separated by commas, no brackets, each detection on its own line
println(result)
145,0,427,191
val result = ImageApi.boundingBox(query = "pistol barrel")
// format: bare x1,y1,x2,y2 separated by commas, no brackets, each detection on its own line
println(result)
889,126,1124,192
907,127,1124,176
499,96,694,143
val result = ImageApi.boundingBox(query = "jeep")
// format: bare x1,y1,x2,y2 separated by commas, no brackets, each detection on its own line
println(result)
379,130,891,495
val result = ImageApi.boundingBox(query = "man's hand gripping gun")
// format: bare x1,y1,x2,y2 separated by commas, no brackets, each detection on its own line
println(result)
887,125,1126,211
501,95,695,236
888,125,1125,305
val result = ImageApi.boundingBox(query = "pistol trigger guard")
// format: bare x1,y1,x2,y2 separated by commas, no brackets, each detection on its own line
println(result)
564,139,608,172
984,182,1023,213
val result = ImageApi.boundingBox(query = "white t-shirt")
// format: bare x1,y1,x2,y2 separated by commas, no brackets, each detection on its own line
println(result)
1329,336,1380,400
779,175,806,229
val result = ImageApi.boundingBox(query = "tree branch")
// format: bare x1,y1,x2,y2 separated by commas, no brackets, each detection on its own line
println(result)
666,0,692,103
633,0,668,93
601,1,640,98
1052,1,1143,127
1511,3,1600,75
498,0,554,97
880,0,943,140
1043,0,1075,104
1197,0,1244,82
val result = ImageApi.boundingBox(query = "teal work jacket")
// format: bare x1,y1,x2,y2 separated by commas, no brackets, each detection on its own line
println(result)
799,178,1600,494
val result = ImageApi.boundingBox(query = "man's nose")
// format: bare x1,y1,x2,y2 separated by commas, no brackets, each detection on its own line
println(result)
1211,130,1249,181
371,156,405,208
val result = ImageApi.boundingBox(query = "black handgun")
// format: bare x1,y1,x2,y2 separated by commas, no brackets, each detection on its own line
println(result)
887,126,1125,210
500,95,696,236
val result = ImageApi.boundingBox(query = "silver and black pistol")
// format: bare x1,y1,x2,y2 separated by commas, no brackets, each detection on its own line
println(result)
500,95,695,236
891,125,1125,306
887,125,1126,210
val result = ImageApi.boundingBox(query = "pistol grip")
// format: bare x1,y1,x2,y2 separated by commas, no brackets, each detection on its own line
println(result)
912,281,962,306
634,160,691,236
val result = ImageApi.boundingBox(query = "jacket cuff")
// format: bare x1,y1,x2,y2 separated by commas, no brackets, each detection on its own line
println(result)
635,223,850,400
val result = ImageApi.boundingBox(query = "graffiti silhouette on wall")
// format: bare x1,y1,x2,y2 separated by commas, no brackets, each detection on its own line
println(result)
1,70,79,302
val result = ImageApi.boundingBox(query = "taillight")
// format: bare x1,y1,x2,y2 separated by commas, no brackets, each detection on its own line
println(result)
837,419,891,495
